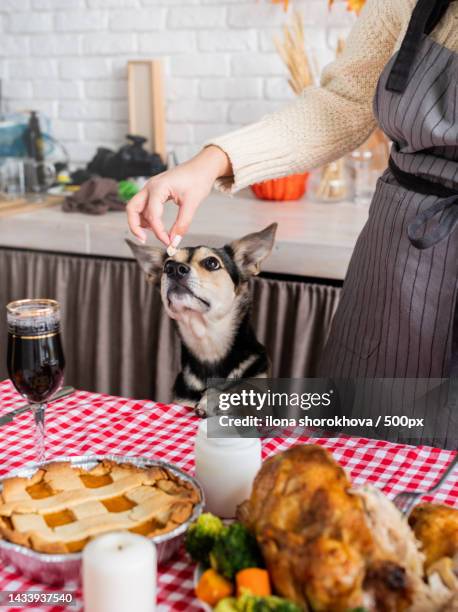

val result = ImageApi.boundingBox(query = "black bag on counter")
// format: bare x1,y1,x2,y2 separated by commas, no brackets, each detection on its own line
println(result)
86,135,166,181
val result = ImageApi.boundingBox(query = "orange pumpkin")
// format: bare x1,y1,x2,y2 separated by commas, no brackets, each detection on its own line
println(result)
271,0,289,10
251,173,309,201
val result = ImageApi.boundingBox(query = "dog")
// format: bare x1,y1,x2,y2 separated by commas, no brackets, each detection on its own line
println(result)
127,223,277,416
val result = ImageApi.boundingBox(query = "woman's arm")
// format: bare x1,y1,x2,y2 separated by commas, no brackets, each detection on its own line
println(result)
127,0,404,244
209,0,403,193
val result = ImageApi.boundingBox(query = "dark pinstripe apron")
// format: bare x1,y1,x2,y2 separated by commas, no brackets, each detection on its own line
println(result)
319,0,458,382
317,0,458,447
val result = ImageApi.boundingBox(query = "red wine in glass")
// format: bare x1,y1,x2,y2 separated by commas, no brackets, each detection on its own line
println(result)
6,299,65,461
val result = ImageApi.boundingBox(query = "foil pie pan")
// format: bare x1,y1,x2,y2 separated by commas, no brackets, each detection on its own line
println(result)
0,454,204,585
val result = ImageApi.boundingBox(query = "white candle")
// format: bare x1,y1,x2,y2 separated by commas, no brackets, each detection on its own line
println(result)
83,532,157,612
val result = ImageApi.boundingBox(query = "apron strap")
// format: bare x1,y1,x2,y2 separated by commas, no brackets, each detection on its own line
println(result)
407,196,458,250
389,158,458,249
386,0,453,93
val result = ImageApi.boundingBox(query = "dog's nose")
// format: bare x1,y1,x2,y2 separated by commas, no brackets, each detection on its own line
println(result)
164,260,190,279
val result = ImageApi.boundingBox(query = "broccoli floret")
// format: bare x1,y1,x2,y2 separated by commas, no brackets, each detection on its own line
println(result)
184,513,224,565
237,594,301,612
215,594,301,612
214,598,239,612
210,523,263,581
263,597,302,612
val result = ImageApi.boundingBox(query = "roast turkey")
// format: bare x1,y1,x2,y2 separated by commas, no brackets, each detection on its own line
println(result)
238,444,457,612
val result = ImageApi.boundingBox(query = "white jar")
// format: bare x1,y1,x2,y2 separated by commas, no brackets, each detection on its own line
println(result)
194,420,262,519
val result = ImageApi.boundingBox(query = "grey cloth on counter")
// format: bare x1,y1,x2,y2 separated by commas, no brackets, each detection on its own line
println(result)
0,247,340,403
63,178,125,215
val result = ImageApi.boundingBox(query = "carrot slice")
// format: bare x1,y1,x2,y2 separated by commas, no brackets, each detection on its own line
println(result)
236,567,271,597
196,569,233,606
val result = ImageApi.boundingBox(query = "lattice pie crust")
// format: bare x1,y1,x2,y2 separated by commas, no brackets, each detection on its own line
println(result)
0,460,200,554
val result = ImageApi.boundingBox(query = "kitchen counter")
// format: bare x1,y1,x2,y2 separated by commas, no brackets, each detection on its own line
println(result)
0,189,368,281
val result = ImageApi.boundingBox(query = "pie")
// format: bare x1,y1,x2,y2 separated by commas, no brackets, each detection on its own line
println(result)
0,460,201,554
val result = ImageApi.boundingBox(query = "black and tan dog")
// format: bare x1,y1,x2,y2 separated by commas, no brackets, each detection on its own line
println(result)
127,223,277,416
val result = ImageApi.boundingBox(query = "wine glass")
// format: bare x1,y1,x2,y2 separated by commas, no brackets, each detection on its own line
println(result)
6,299,65,462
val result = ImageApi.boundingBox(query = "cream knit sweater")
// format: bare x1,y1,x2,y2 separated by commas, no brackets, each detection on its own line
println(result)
209,0,458,193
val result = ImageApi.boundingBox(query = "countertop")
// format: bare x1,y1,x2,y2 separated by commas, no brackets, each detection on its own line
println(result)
0,189,369,281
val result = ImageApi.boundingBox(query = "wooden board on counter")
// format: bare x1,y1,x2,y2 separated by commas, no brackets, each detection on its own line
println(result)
0,194,64,218
128,59,166,162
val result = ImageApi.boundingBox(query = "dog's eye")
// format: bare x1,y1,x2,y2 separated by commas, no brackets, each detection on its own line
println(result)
201,257,221,271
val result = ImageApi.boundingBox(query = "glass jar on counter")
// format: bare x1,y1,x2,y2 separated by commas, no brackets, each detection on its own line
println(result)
349,130,391,205
349,148,376,206
308,159,354,204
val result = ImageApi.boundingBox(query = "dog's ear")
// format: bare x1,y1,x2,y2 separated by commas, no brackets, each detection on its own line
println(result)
229,223,277,277
126,239,164,284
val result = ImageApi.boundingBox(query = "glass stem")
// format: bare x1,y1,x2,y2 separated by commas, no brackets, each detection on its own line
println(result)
32,403,46,462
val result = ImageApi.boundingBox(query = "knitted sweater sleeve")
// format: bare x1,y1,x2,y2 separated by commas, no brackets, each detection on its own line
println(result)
208,0,403,193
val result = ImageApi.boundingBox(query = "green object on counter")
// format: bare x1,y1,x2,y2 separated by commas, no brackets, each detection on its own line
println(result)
118,180,139,202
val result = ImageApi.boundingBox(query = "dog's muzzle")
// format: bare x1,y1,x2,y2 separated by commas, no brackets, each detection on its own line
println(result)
164,264,211,309
164,260,190,280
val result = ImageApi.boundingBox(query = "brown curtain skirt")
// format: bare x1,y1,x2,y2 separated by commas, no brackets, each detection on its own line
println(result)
0,248,341,402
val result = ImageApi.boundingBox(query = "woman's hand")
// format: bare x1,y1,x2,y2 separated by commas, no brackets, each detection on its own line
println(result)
127,145,232,245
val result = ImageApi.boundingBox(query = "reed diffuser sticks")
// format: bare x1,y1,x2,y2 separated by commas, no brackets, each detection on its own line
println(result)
274,11,315,94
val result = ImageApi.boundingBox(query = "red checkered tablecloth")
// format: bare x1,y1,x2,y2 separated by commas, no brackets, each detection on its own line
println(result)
0,379,456,612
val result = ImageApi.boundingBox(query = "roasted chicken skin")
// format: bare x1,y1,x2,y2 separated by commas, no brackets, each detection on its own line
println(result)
238,444,413,611
409,503,458,569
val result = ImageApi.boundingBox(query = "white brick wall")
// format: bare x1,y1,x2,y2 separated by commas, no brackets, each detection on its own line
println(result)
1,0,348,166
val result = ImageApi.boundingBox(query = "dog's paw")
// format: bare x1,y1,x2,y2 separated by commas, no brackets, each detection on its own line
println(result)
195,392,223,418
195,395,208,418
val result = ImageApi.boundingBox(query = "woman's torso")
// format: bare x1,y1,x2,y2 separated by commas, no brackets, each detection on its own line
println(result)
320,0,458,383
375,33,458,190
